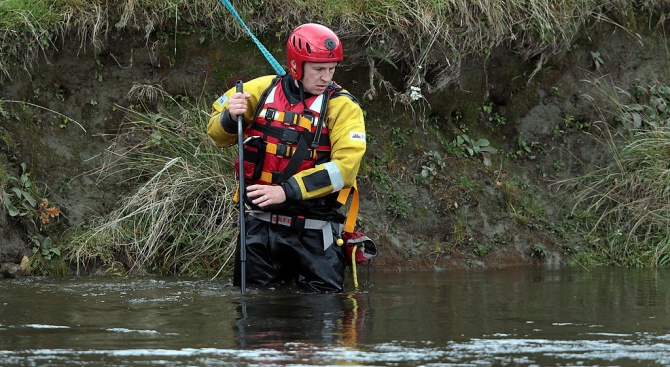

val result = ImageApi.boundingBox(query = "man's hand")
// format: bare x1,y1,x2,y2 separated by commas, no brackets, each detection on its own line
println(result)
247,184,287,207
228,92,251,121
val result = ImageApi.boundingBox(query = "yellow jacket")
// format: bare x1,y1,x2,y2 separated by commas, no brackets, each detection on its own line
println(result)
207,75,366,202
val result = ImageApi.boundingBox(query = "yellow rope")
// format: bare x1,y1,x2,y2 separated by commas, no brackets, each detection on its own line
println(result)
351,245,358,288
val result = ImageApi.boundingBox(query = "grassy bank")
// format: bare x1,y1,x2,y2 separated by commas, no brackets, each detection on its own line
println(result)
0,0,660,90
2,0,670,275
67,98,239,277
559,82,670,268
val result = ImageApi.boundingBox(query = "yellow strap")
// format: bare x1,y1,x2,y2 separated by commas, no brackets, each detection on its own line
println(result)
259,171,273,184
260,109,315,130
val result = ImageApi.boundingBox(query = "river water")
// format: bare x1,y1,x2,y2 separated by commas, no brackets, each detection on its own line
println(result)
1,266,670,366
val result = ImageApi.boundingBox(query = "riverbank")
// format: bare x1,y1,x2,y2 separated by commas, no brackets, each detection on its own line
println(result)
1,2,670,277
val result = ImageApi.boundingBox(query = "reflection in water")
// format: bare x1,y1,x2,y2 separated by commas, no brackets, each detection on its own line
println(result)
233,292,371,349
1,267,670,366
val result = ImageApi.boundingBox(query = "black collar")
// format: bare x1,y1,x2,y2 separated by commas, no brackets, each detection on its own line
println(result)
282,74,315,105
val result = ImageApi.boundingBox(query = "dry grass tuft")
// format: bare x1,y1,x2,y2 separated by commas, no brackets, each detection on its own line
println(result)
67,100,239,277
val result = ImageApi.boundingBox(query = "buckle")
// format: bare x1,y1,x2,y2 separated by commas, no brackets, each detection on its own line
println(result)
303,113,316,127
283,111,298,126
265,108,277,121
275,143,293,158
292,216,306,228
280,129,300,144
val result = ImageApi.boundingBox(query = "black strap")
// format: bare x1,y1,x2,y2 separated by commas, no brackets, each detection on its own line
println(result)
250,75,282,125
275,134,310,183
310,86,332,149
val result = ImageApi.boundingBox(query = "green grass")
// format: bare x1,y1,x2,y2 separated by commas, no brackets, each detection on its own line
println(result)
559,79,670,267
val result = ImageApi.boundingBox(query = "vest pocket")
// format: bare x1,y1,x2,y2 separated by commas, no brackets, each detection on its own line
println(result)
235,136,266,181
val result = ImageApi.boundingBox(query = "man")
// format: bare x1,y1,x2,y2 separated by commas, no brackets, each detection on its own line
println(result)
207,23,366,293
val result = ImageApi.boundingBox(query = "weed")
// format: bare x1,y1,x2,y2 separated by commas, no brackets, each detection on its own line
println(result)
454,134,497,157
481,102,506,127
552,160,565,171
473,242,490,256
368,157,390,186
590,51,604,70
55,85,65,101
530,244,546,259
2,163,38,220
30,234,61,260
390,127,410,147
617,84,670,130
416,151,446,185
557,117,670,267
58,180,71,198
508,136,542,159
387,191,411,219
451,174,476,191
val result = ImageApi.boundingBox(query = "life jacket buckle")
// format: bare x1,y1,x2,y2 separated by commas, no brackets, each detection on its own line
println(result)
264,108,277,122
275,143,293,158
283,111,299,126
303,113,316,127
280,128,300,144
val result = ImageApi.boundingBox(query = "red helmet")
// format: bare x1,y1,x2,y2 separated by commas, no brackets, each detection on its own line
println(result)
286,23,343,80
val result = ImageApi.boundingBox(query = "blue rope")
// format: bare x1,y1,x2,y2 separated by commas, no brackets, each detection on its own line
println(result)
219,0,285,75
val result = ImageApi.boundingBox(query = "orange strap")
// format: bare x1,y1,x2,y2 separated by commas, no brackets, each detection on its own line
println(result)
265,141,319,157
259,108,315,130
337,180,359,233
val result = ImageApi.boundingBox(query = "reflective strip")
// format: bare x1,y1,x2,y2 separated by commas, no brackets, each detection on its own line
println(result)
266,85,278,104
259,109,315,130
308,94,325,113
323,162,344,191
248,210,335,250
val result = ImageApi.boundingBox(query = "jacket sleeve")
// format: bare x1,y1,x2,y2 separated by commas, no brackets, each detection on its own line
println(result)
282,91,366,201
206,76,277,147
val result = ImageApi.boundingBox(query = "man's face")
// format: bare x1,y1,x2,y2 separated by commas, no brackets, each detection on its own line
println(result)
300,61,337,95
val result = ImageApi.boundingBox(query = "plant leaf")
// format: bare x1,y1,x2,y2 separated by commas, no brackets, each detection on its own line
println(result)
22,191,37,207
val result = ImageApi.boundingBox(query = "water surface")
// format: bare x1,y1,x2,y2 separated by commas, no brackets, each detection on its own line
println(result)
1,267,669,366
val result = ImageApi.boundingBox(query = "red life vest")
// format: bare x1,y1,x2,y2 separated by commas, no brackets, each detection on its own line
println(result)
236,77,338,186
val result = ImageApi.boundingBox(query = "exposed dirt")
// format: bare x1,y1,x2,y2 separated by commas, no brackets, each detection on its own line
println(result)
1,19,668,274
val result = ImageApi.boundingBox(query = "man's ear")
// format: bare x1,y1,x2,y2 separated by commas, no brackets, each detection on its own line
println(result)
290,59,297,70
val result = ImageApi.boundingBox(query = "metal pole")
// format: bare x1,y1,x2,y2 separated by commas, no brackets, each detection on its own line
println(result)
236,80,247,295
